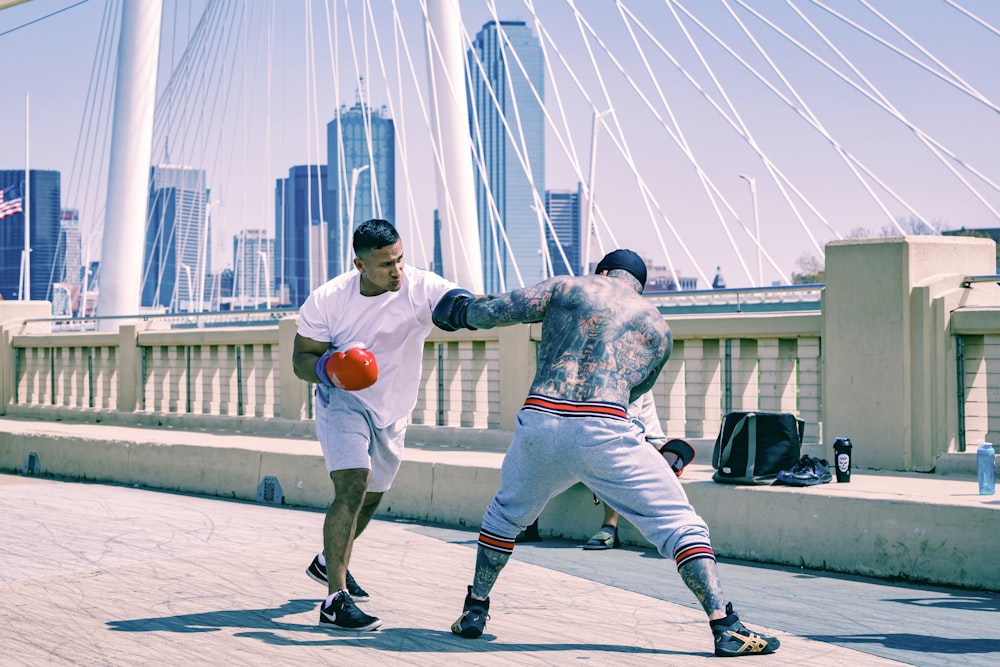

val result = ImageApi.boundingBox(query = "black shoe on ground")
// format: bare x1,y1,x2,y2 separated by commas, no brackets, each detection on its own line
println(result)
515,519,543,543
319,591,382,632
306,554,327,585
305,554,370,602
451,585,490,638
775,455,832,486
345,570,370,602
710,603,780,657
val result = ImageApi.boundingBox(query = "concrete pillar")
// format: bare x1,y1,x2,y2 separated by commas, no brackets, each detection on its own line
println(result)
758,339,797,414
729,338,758,413
684,338,721,438
498,324,537,430
277,316,307,421
116,324,140,412
657,339,686,435
822,236,997,471
0,302,53,416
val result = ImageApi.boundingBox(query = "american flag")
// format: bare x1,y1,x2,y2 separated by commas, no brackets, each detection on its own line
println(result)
0,184,24,220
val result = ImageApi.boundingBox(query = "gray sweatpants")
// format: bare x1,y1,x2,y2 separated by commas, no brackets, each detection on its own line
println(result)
481,407,712,560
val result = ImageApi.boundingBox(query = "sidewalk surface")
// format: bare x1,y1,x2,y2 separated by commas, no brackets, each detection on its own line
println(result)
2,473,997,666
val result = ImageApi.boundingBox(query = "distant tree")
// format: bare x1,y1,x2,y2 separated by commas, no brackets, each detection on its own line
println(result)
846,216,941,239
880,216,940,236
791,253,824,284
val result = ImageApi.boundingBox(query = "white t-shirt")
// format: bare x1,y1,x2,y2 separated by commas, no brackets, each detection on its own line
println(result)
629,391,667,448
297,264,458,427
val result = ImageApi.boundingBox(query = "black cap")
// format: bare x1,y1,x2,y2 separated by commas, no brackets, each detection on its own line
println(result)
595,249,647,289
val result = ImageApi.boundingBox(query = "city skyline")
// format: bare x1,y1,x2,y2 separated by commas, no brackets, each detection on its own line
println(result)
2,1,1000,293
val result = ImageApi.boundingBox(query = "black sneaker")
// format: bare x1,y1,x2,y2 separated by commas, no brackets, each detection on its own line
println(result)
306,554,327,585
775,455,832,486
711,603,780,657
305,555,370,602
345,570,370,602
451,585,490,638
319,591,382,632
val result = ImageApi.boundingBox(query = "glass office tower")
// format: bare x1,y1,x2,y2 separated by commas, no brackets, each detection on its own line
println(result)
468,21,546,292
544,186,582,277
142,165,209,312
0,169,61,304
326,91,395,280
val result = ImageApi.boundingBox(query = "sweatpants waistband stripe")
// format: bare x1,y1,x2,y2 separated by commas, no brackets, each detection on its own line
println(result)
522,394,628,420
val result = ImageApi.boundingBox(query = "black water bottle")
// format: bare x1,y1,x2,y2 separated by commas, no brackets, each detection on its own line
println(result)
833,437,853,483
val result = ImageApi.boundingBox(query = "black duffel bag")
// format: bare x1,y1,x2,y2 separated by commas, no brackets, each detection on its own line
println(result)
712,411,804,485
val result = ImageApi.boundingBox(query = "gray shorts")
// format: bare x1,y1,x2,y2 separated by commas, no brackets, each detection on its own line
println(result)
314,385,407,492
481,400,711,559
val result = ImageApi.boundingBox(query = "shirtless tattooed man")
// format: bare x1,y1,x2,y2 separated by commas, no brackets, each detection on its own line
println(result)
432,249,779,658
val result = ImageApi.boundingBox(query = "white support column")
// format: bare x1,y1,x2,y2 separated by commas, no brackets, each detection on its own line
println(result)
730,339,759,413
758,339,797,414
425,0,483,293
97,1,163,330
685,339,722,438
657,339,686,436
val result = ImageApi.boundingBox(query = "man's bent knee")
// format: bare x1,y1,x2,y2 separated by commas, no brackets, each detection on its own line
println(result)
330,468,371,505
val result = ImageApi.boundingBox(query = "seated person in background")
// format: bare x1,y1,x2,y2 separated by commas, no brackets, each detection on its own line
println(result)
584,391,695,550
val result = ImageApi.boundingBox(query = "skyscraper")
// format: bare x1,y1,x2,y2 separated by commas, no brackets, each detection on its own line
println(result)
276,165,327,307
142,165,209,312
0,169,61,303
51,209,82,316
57,209,82,287
232,229,274,309
544,186,582,277
467,20,546,292
326,86,395,279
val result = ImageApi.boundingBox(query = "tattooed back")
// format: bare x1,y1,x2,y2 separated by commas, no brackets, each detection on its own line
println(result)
531,275,671,406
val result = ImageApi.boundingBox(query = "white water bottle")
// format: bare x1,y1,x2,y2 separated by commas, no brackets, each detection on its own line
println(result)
978,442,995,496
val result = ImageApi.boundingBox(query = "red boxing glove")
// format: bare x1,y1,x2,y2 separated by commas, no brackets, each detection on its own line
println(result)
325,342,378,391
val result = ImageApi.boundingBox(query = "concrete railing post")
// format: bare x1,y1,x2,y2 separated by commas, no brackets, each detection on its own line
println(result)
822,236,997,471
116,324,140,413
278,316,307,421
498,324,537,430
0,302,53,416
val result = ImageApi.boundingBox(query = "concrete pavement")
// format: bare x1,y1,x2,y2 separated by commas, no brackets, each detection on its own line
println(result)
2,473,996,666
2,415,998,592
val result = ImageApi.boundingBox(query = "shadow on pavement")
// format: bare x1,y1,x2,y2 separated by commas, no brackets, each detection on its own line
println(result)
107,599,695,657
807,633,1000,654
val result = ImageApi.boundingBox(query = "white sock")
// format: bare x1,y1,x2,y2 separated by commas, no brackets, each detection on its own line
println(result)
325,590,348,606
317,552,326,566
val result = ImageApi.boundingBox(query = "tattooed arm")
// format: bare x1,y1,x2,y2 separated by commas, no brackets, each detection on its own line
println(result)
628,326,672,404
464,277,562,329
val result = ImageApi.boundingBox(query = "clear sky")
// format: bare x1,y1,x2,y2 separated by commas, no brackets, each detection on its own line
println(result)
2,0,999,288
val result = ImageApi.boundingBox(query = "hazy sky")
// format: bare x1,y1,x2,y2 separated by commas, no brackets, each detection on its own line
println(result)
2,0,999,288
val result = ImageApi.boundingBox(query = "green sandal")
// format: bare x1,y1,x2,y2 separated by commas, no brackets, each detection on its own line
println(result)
583,525,620,550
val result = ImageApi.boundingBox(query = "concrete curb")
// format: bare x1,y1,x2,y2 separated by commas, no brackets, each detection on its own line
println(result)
1,416,997,592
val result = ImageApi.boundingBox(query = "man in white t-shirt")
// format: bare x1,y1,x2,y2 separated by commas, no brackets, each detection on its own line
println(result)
292,218,461,632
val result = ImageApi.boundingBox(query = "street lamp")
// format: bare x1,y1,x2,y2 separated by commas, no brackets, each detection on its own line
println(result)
739,174,763,287
345,164,370,270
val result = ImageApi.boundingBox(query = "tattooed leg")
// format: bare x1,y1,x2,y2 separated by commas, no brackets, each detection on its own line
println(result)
678,557,728,620
470,545,511,600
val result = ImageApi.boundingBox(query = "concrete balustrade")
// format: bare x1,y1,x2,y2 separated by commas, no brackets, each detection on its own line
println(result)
1,237,999,591
1,237,998,470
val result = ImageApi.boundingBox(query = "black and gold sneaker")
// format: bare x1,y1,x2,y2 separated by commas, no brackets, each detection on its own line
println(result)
451,585,490,638
710,603,780,657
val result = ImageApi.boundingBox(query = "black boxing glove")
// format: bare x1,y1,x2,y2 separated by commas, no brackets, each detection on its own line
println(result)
432,288,478,331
